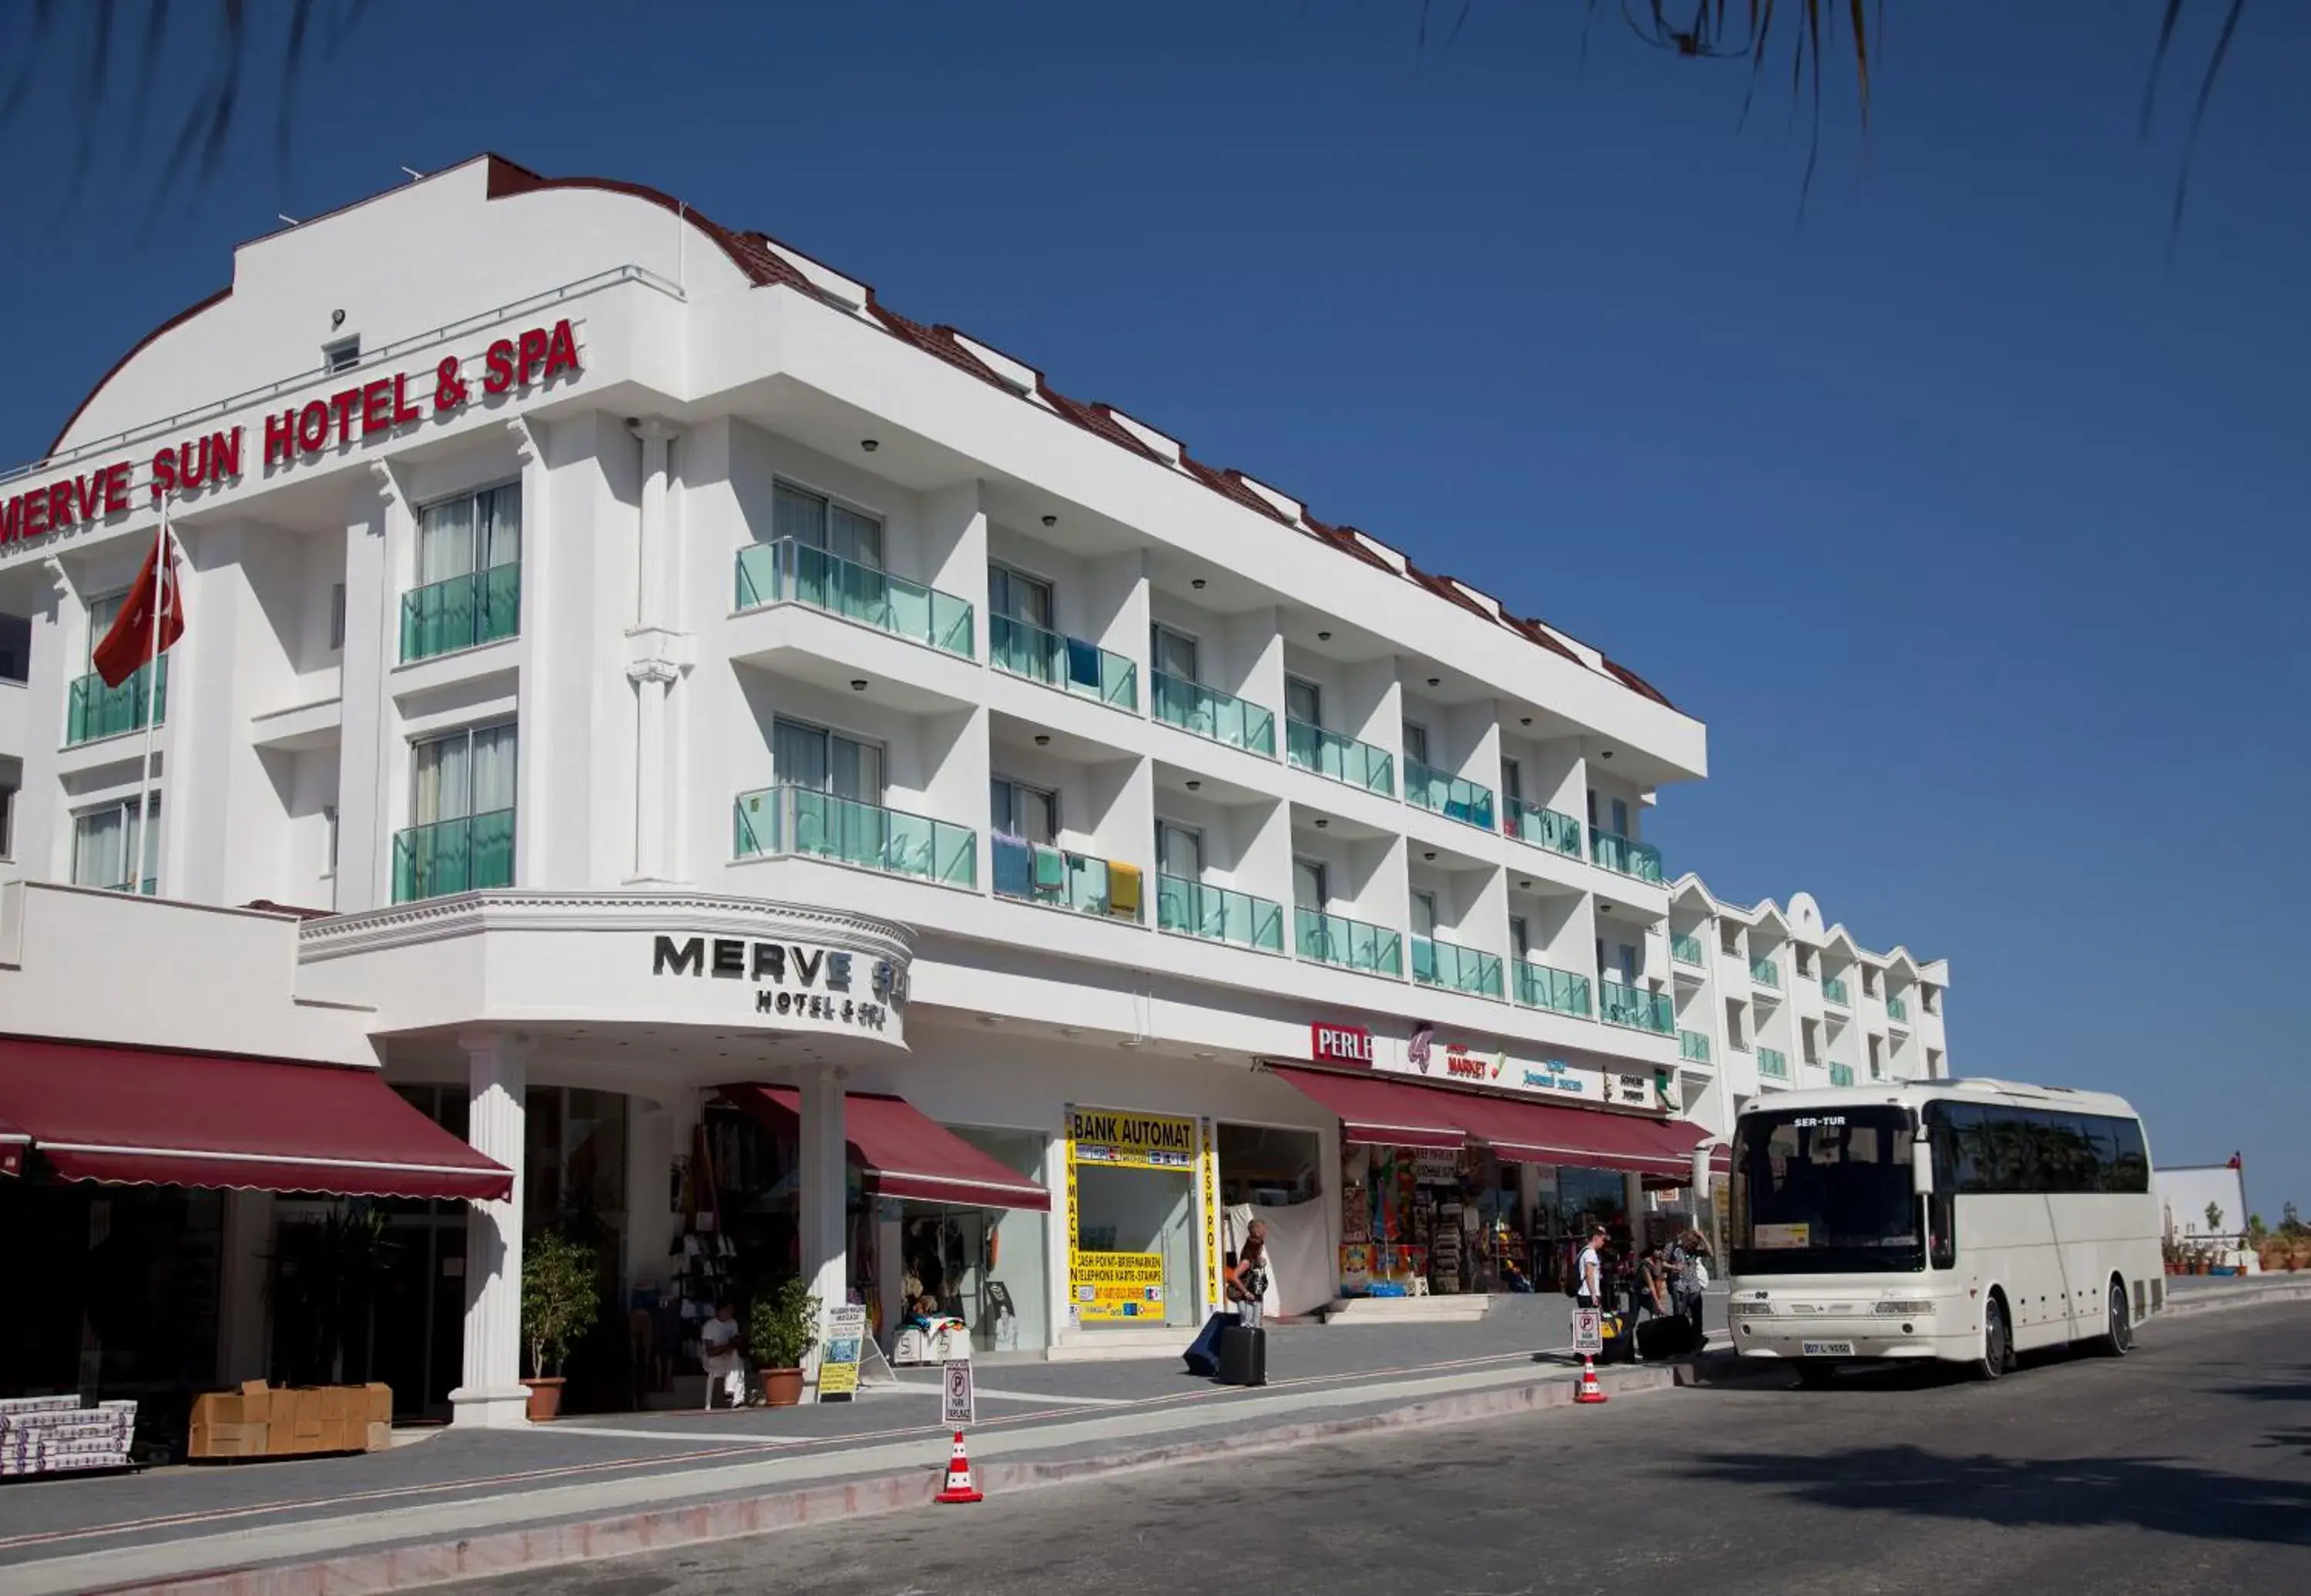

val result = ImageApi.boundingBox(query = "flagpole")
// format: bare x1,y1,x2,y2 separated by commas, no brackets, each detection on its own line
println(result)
129,503,169,897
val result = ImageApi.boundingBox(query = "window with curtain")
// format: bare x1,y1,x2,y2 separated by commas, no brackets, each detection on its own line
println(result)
771,481,882,568
988,565,1053,629
771,718,884,804
1284,676,1320,728
1402,721,1429,765
86,592,125,666
417,483,522,588
413,723,518,826
1500,758,1523,806
1155,821,1202,880
989,776,1057,844
1509,916,1530,962
1411,890,1438,939
72,796,159,893
1292,857,1327,910
1149,625,1198,682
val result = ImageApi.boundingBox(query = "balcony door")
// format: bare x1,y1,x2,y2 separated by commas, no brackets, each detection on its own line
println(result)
988,565,1053,629
1509,915,1531,963
72,796,159,894
1402,720,1429,766
1149,624,1198,684
773,717,883,805
1156,820,1202,882
989,776,1058,846
418,483,522,588
1292,857,1327,911
1410,889,1439,940
1500,756,1523,809
771,481,882,568
1285,676,1320,729
413,723,518,829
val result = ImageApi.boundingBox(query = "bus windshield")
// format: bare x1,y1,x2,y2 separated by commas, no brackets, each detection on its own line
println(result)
1730,1105,1924,1276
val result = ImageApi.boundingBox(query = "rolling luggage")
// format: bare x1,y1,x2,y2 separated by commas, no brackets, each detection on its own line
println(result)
1182,1312,1230,1378
1596,1309,1635,1365
1636,1313,1701,1360
1218,1323,1268,1386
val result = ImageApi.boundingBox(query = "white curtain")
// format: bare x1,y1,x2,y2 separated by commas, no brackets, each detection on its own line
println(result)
73,806,126,888
412,733,467,825
471,724,518,814
417,495,475,585
1224,1199,1331,1318
478,483,522,568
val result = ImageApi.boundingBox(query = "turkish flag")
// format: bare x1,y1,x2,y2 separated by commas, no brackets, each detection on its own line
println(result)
92,527,185,689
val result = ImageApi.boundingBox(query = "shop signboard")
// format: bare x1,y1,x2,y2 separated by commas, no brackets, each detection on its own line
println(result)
816,1305,867,1400
1310,1021,1374,1065
649,934,907,1040
1065,1108,1199,1170
1063,1105,1216,1328
1441,1045,1503,1083
1608,1074,1657,1111
1199,1116,1224,1315
1072,1250,1166,1321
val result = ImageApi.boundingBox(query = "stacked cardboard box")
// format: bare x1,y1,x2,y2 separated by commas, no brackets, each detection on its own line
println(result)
0,1396,137,1476
187,1382,391,1461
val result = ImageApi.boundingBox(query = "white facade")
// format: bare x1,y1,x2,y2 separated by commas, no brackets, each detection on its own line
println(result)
0,156,1744,1417
1665,876,1952,1135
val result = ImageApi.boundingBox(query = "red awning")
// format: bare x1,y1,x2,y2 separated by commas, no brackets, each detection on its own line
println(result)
0,1036,512,1201
1448,1092,1713,1177
720,1085,1050,1212
1266,1065,1468,1151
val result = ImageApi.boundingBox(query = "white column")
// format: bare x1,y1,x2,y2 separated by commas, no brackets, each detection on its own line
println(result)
213,1189,275,1386
797,1068,848,1392
876,1204,904,1353
452,1031,532,1428
625,417,689,886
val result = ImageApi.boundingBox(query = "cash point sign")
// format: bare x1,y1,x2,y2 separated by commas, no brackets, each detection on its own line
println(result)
0,320,582,552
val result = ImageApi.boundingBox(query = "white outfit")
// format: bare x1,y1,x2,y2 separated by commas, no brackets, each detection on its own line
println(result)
701,1315,746,1407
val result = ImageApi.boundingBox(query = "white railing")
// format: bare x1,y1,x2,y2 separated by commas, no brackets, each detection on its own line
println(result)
2,263,686,487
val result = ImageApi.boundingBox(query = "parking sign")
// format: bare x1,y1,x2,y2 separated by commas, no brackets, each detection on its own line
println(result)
942,1358,975,1427
1571,1308,1603,1356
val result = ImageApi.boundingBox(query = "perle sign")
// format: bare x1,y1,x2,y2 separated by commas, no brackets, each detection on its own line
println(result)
650,934,907,1034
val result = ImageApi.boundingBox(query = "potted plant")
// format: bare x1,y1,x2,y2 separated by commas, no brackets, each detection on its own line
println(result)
748,1278,821,1408
2160,1236,2182,1276
522,1233,601,1421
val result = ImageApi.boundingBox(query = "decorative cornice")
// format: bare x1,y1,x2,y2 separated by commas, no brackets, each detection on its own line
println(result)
297,889,914,966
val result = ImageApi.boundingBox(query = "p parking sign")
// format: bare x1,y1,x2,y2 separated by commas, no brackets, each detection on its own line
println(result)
1571,1308,1603,1356
942,1358,975,1427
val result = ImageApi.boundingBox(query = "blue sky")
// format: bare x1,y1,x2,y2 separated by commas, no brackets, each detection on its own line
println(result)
5,2,2304,1215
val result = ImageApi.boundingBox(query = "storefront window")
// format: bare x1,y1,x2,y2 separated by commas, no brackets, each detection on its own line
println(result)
1065,1106,1208,1330
944,1127,1051,1353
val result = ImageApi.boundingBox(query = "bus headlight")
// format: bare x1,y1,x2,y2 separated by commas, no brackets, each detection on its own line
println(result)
1873,1299,1936,1316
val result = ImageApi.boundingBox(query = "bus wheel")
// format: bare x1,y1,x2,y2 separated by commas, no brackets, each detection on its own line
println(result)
2090,1279,2133,1357
1973,1295,2010,1381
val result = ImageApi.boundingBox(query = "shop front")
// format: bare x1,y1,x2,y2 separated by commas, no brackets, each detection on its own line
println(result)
1062,1105,1219,1333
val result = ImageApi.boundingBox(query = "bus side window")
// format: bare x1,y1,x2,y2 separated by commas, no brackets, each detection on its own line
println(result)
1927,1192,1955,1269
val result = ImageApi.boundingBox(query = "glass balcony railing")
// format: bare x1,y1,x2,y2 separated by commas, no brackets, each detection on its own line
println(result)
1679,1029,1712,1065
1829,1062,1855,1087
1284,718,1394,796
65,658,166,746
1599,977,1674,1036
1589,829,1665,884
1757,1047,1790,1080
1412,935,1504,999
1404,758,1494,830
733,539,974,657
1150,672,1276,757
1670,932,1706,967
401,563,520,662
1504,798,1581,857
990,615,1137,710
733,785,975,887
1887,994,1909,1023
1514,961,1592,1018
391,808,515,904
1156,874,1285,953
991,838,1142,920
1750,957,1781,990
1822,974,1850,1008
1295,907,1403,977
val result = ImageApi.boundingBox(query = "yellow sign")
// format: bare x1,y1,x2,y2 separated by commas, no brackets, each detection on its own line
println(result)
1199,1116,1223,1314
1068,1108,1199,1171
1073,1249,1166,1321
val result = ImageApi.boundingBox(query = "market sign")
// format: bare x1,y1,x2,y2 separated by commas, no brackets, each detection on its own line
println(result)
1442,1044,1502,1082
649,934,906,1034
1310,1021,1373,1065
1065,1108,1197,1170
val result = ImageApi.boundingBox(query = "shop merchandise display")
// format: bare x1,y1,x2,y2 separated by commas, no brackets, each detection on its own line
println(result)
0,1396,136,1476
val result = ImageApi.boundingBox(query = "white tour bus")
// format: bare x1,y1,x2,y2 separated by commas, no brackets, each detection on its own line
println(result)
1726,1078,2162,1381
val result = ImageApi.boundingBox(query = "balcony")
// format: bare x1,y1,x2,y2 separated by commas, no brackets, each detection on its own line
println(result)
1749,957,1780,990
1829,1062,1855,1087
391,808,515,904
1599,978,1674,1036
1156,874,1285,954
1504,798,1581,858
990,615,1137,710
992,839,1142,921
1412,935,1504,1000
1295,907,1403,978
1589,829,1665,885
1823,975,1850,1008
1757,1047,1789,1081
1887,994,1909,1023
65,659,166,746
1404,759,1494,831
1514,960,1592,1018
1670,931,1706,967
1679,1029,1712,1065
401,564,520,662
1284,719,1394,796
1150,672,1275,757
733,540,974,658
733,785,975,888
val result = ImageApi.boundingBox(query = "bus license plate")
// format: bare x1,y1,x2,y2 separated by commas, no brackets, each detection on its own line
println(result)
1800,1341,1854,1357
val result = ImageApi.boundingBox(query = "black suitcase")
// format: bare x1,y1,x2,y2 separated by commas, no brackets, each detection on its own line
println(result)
1218,1323,1267,1386
1635,1314,1700,1360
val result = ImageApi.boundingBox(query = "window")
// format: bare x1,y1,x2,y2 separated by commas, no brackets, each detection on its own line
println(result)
0,612,28,682
1730,1105,1920,1275
988,565,1053,629
418,483,522,588
1292,857,1327,910
1724,998,1747,1051
1410,890,1438,939
1401,721,1429,765
1508,915,1530,963
321,335,361,374
1927,1103,2150,1196
72,796,159,894
771,481,881,568
1923,984,1941,1016
1499,757,1522,807
329,584,347,651
86,592,125,665
413,723,518,829
1149,624,1198,683
1794,945,1814,979
773,718,882,803
1862,967,1880,998
989,776,1057,845
1801,1019,1820,1065
0,778,15,859
1284,676,1320,729
1610,796,1630,837
1155,820,1202,880
323,805,339,874
1927,1047,1944,1078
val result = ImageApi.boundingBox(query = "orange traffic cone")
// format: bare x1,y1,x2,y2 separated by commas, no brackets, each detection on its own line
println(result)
934,1430,984,1504
1574,1353,1608,1404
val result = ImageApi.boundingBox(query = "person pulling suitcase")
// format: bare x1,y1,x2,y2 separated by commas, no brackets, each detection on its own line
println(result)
1219,1220,1270,1385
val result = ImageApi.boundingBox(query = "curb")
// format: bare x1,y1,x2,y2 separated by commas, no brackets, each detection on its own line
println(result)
2160,1280,2311,1319
74,1363,1677,1596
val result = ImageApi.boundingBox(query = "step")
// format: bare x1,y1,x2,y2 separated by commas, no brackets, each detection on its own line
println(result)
1045,1325,1196,1363
1324,1293,1491,1325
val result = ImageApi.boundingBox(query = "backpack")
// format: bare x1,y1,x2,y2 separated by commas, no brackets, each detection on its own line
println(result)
1564,1249,1590,1299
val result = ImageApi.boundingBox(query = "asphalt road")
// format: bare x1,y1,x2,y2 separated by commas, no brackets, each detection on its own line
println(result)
443,1301,2311,1596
